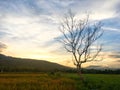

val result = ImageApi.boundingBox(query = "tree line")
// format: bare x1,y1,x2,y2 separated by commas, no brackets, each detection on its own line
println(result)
0,66,120,74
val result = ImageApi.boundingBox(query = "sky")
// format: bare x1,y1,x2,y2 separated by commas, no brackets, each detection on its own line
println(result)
0,0,120,68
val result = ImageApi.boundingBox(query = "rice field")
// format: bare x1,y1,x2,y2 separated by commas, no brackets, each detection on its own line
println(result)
0,73,120,90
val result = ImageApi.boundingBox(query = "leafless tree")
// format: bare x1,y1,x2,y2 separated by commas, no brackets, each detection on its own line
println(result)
58,11,103,79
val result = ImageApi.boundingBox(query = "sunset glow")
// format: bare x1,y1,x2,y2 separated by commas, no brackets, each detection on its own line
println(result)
0,0,120,68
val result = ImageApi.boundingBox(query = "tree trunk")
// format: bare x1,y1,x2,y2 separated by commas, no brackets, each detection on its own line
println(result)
77,64,84,81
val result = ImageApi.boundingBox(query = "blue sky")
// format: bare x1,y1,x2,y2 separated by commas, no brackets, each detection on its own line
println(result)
0,0,120,68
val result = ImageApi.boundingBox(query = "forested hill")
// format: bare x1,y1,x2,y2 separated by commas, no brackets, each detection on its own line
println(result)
0,54,70,72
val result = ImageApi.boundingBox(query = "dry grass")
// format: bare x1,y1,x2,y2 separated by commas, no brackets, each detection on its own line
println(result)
0,73,75,90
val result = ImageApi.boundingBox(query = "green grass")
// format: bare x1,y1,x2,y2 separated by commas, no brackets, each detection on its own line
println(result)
64,73,120,90
0,73,120,90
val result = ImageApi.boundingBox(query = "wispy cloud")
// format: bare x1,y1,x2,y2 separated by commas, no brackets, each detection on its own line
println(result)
117,60,120,62
109,52,120,59
0,42,7,52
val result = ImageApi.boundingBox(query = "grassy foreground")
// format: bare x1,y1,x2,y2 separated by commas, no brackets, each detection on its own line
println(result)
0,73,120,90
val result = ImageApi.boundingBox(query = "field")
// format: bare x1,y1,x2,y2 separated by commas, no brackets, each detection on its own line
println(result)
0,73,120,90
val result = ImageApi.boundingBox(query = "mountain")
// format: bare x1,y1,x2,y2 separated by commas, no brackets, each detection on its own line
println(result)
85,65,108,70
0,54,70,72
85,65,120,70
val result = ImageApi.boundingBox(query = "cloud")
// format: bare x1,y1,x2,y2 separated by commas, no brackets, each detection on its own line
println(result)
117,60,120,62
0,42,7,52
110,55,120,58
99,16,120,48
0,14,61,61
114,0,120,16
0,0,118,17
0,0,49,16
102,16,120,29
109,52,120,59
